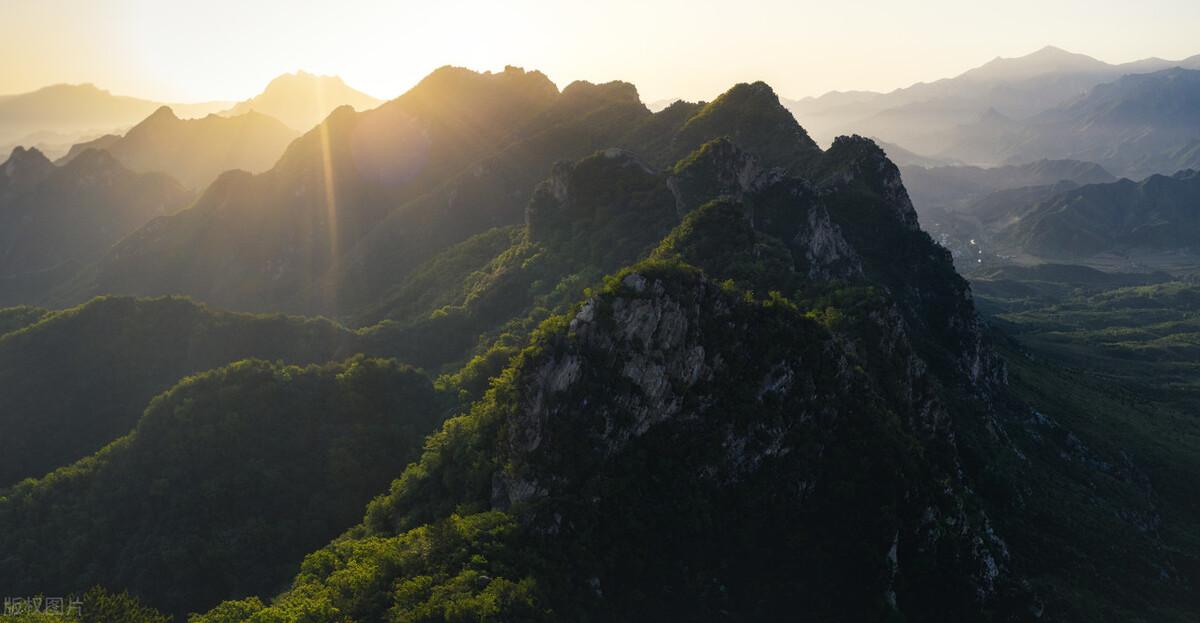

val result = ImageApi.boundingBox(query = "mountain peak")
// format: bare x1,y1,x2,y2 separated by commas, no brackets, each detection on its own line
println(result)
674,80,820,170
2,146,54,185
963,45,1111,83
147,105,178,120
560,80,642,107
124,106,181,136
223,70,383,130
264,70,347,90
1030,44,1073,57
6,145,50,164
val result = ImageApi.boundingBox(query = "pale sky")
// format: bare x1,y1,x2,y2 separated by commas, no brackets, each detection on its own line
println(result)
3,0,1200,104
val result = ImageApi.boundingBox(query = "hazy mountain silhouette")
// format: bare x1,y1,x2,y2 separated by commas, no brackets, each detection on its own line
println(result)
996,169,1200,258
0,83,230,159
0,147,191,276
786,45,1200,152
223,71,382,131
903,158,1115,214
945,68,1200,177
60,106,299,189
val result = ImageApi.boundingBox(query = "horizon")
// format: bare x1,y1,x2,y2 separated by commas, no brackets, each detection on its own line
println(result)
8,44,1200,109
4,0,1200,104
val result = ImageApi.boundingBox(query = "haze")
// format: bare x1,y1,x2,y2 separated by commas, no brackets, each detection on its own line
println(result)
5,0,1200,104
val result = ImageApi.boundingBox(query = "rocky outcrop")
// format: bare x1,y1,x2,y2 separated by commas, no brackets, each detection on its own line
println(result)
667,138,863,280
666,137,769,217
487,268,1027,616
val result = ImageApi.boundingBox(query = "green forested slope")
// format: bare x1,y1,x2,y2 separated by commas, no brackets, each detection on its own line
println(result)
0,296,359,486
0,357,445,617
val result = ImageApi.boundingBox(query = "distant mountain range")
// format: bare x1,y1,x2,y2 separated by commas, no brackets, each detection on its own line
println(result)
0,146,191,276
945,68,1200,178
61,106,300,189
222,71,382,131
785,46,1200,177
996,169,1200,259
0,72,382,160
910,162,1200,268
902,158,1116,214
0,83,230,159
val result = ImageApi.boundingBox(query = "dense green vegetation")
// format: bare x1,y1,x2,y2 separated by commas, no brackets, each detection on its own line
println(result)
175,125,1051,621
187,260,1026,621
0,305,49,336
960,266,1200,621
359,148,683,371
974,271,1200,408
0,357,446,617
0,587,170,623
0,296,360,487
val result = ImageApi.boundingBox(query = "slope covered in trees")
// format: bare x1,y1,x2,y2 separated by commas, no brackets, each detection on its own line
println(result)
0,296,359,486
0,357,445,617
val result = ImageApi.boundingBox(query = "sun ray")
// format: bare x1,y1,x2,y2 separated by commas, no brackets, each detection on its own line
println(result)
315,79,339,309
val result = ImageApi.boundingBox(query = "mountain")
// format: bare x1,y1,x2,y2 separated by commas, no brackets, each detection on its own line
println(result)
875,138,959,167
0,83,230,159
0,295,363,487
0,67,1197,622
903,158,1115,214
0,147,191,276
645,97,681,112
51,67,819,318
997,169,1200,259
161,129,1045,620
945,68,1200,177
0,356,444,617
182,127,1194,621
786,46,1200,154
60,106,300,189
222,71,383,131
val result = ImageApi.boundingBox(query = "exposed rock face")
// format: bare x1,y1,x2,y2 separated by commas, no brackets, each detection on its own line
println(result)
489,269,1027,617
666,137,768,216
667,137,864,280
791,198,862,278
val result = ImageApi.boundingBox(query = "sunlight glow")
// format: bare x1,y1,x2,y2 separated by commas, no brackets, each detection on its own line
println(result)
3,0,1200,104
316,84,340,303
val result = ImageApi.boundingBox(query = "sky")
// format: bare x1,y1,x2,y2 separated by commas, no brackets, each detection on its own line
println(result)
3,0,1200,104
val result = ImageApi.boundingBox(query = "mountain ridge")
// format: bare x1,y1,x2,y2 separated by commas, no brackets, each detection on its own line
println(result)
59,106,300,189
